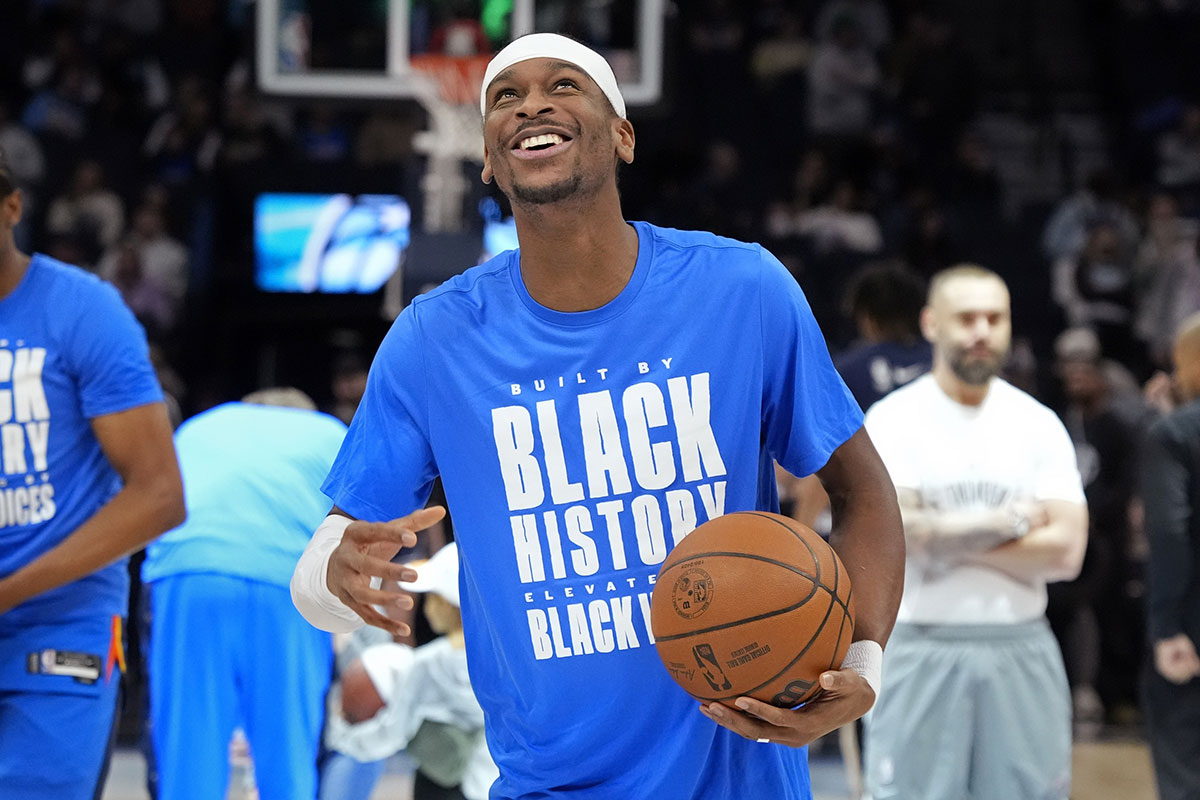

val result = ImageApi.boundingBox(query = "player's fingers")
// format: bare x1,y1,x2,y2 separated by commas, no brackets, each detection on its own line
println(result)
345,519,420,549
355,555,419,584
399,505,447,529
700,702,775,741
344,583,416,613
730,696,791,726
346,599,411,637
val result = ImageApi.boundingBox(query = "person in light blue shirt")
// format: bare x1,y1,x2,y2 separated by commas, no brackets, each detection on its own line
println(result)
0,147,185,800
144,391,346,800
292,34,905,800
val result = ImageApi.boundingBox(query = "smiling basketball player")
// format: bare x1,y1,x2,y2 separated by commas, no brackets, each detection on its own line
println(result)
292,33,904,800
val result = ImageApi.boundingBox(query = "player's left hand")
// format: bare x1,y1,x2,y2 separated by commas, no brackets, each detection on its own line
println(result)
698,667,875,747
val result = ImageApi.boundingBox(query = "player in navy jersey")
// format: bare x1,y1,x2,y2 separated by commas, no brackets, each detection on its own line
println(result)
0,147,185,798
293,34,905,800
834,262,932,411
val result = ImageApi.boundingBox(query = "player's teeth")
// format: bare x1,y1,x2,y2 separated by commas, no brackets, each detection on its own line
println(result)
520,134,564,150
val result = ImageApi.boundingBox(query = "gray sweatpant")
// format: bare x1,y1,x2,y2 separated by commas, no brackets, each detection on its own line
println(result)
863,619,1072,800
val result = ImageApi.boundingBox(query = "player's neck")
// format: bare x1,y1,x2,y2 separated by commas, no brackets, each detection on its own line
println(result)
514,203,638,312
446,628,466,649
0,243,30,300
932,363,992,406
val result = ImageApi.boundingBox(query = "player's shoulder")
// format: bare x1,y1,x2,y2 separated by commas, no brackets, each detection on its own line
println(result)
638,223,791,294
989,378,1062,422
406,250,517,317
29,253,118,301
638,221,762,257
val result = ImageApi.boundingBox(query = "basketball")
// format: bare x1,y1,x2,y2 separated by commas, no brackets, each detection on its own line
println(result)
650,512,856,707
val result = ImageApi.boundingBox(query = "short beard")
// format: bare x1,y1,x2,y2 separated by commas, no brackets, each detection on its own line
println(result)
511,173,583,205
949,354,1001,386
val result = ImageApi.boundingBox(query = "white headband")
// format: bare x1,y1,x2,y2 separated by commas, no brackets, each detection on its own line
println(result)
479,33,626,119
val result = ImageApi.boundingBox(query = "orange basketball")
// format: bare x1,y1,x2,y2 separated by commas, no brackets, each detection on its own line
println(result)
650,512,855,707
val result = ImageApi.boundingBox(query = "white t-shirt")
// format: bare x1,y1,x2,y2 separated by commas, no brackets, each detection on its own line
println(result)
865,374,1085,624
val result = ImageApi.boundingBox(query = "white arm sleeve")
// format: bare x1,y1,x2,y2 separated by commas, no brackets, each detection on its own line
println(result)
291,514,366,633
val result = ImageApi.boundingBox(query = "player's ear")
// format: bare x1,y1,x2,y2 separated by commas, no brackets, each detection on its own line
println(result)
481,146,494,184
919,305,936,343
615,119,635,165
1,189,22,226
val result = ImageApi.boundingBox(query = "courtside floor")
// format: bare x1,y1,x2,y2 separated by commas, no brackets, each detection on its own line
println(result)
100,730,1156,800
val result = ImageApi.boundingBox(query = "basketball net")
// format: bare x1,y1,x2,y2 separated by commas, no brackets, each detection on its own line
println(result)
409,54,490,233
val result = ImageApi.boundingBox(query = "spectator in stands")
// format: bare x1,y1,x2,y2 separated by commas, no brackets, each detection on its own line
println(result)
216,87,291,168
891,9,977,159
1042,169,1140,263
20,63,99,142
775,177,883,255
1135,191,1200,370
807,14,881,140
44,159,125,258
814,0,891,54
98,202,188,314
1156,104,1200,197
1052,223,1140,372
765,148,832,236
749,9,813,153
101,238,178,337
143,75,221,186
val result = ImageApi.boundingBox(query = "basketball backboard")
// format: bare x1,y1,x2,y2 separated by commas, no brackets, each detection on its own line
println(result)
255,0,665,108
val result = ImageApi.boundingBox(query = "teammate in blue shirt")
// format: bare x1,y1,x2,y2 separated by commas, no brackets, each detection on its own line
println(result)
293,35,905,800
143,392,347,800
0,148,185,799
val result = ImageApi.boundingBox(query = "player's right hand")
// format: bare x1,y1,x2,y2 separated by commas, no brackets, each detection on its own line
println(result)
326,505,447,635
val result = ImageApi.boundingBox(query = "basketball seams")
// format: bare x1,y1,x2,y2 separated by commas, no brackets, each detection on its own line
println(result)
734,583,842,704
749,510,855,620
660,550,823,585
689,583,848,704
653,566,821,642
743,512,824,592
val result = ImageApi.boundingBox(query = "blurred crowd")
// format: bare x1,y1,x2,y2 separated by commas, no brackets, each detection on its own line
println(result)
5,0,1200,749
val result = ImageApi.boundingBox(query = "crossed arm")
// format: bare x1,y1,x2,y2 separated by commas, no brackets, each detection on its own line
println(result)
896,488,1088,583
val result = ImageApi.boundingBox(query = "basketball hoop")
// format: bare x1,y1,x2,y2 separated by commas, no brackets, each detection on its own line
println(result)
408,53,490,234
410,53,490,107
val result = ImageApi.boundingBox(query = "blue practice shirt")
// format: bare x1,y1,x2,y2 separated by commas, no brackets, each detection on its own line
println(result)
0,254,162,632
143,402,347,587
324,222,863,800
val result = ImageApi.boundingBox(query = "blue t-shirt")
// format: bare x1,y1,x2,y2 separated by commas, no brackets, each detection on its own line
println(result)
0,254,162,631
324,222,863,800
143,402,347,587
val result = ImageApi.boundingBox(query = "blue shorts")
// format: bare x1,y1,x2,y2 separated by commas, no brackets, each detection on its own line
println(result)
0,618,122,799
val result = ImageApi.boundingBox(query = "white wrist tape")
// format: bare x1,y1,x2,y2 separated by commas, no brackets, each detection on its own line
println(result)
842,640,884,700
291,514,364,633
